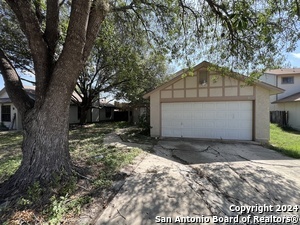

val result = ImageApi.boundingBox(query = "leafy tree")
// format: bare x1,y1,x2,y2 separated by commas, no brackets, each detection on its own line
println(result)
73,18,167,124
0,0,299,198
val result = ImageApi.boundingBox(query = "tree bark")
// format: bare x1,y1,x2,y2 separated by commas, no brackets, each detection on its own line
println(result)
79,106,90,125
0,0,110,198
0,88,73,198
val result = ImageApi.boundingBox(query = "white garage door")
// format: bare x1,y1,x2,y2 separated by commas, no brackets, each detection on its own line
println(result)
161,101,253,140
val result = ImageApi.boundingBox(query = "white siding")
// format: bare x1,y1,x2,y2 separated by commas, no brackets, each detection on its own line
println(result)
277,76,300,100
260,73,276,86
275,102,300,131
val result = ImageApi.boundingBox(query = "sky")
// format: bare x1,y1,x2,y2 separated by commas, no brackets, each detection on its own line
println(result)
1,45,300,90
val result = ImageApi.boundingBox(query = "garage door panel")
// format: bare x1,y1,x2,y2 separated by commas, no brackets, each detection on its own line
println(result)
215,121,227,129
227,102,240,110
239,101,252,110
192,112,203,119
203,103,216,110
204,112,218,119
239,113,252,120
216,111,229,119
162,101,253,140
237,121,252,129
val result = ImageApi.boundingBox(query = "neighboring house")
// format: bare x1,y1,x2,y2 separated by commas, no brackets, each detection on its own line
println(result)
87,99,117,122
144,61,283,142
0,86,116,130
114,101,148,124
0,86,81,130
260,68,300,130
0,86,37,130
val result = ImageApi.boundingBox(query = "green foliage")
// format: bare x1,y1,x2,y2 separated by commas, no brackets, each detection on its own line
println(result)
0,1,32,72
269,123,300,158
0,131,22,182
27,182,42,202
0,156,20,181
46,194,92,225
93,146,141,188
47,194,69,225
138,113,151,135
50,173,77,197
2,0,300,86
17,182,42,207
75,16,168,113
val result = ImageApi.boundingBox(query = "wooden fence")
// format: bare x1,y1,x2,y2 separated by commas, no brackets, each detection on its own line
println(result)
270,111,289,127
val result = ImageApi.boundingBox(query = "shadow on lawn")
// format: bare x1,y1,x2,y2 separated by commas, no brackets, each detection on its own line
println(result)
0,122,140,224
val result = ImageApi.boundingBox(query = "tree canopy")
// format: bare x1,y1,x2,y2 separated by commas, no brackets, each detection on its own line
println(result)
73,17,168,124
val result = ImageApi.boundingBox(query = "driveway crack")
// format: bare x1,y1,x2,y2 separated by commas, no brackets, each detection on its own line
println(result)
226,164,282,204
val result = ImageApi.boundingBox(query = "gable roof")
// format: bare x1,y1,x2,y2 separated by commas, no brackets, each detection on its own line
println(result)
0,98,11,104
99,102,116,108
144,61,284,98
265,68,300,76
272,92,300,103
0,86,36,103
0,86,82,103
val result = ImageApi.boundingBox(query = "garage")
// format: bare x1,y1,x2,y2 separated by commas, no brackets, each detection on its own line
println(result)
144,61,283,142
161,101,252,140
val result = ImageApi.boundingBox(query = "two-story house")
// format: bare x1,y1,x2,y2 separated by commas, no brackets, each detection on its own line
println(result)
260,68,300,130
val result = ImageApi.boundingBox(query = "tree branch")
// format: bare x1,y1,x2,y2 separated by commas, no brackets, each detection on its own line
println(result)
205,0,236,44
54,0,93,83
5,0,49,98
83,0,110,62
33,0,45,25
45,0,60,70
0,48,34,115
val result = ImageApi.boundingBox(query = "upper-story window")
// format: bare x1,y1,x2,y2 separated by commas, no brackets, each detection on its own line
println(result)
199,71,208,86
281,76,294,84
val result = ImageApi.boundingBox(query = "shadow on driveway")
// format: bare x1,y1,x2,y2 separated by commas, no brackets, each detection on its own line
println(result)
95,135,300,225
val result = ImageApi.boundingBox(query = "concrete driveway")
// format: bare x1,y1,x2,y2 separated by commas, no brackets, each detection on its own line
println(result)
94,137,300,225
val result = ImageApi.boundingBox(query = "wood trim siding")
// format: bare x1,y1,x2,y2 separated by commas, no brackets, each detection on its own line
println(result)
160,70,256,102
160,96,255,103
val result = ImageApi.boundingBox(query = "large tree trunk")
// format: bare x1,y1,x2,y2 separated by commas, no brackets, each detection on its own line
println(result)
0,86,74,198
0,0,109,199
79,106,90,125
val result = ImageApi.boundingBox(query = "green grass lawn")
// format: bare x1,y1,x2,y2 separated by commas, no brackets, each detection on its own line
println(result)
0,122,143,224
269,123,300,158
0,131,23,183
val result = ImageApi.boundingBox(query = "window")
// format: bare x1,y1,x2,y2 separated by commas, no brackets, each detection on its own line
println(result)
105,108,112,118
281,77,294,84
199,71,208,86
1,105,11,122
